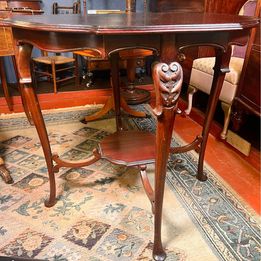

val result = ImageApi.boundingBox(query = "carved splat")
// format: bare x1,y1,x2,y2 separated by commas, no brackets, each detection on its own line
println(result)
153,62,183,116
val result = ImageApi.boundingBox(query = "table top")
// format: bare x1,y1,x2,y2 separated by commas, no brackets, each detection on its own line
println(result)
1,12,259,34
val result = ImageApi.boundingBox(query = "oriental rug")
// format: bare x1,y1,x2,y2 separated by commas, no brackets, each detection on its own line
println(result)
0,105,260,261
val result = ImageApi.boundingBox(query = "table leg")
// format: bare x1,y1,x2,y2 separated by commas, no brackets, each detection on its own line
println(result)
197,47,231,181
152,62,183,260
110,52,123,131
15,43,56,207
11,55,33,125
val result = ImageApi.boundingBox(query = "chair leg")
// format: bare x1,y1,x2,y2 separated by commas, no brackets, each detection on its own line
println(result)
85,58,93,88
220,102,232,140
74,54,80,88
51,60,57,93
185,85,197,115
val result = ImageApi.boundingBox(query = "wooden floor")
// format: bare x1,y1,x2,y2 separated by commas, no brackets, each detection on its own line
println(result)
0,82,260,215
174,103,260,215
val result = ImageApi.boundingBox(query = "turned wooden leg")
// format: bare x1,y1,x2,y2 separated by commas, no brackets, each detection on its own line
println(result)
197,47,232,181
152,62,183,260
121,58,151,105
51,59,57,94
110,52,123,131
0,57,13,111
220,101,232,140
15,43,56,207
74,54,80,88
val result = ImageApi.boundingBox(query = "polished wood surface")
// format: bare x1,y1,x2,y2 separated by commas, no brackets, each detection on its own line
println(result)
99,130,155,166
4,13,257,32
1,12,258,260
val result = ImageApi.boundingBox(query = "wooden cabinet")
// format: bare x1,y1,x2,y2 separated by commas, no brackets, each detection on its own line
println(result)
0,0,43,14
232,1,260,129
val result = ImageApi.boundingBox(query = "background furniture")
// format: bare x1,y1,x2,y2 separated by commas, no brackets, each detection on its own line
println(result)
0,0,43,112
185,0,257,139
232,0,260,130
149,0,253,84
32,55,79,93
31,0,80,94
0,0,43,14
79,0,152,122
52,0,80,14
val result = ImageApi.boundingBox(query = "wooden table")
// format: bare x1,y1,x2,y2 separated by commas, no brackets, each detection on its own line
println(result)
1,13,258,260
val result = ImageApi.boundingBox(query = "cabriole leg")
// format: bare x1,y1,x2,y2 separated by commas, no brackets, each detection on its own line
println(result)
152,62,183,260
14,43,56,207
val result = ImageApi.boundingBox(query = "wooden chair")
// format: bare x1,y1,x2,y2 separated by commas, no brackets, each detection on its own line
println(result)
185,0,257,139
31,1,81,94
78,0,154,122
32,55,79,93
52,1,80,15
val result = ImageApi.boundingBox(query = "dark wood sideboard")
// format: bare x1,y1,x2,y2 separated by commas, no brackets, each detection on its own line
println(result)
232,1,260,129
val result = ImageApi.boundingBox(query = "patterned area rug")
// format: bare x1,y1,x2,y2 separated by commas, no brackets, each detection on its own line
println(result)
0,105,260,261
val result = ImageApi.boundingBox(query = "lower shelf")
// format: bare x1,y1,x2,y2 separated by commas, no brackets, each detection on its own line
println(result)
99,130,156,166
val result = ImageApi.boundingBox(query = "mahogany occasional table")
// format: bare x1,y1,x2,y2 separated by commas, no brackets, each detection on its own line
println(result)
1,12,258,260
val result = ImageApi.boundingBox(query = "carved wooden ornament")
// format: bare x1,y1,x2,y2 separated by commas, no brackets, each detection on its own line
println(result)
153,62,183,110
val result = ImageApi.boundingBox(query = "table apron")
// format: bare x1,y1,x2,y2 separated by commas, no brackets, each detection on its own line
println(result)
12,29,250,60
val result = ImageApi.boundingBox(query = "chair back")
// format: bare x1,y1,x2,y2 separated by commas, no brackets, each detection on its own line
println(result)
52,1,81,15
